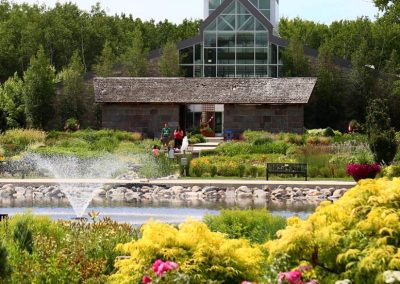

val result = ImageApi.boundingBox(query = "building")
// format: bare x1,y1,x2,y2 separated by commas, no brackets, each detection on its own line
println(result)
94,0,317,138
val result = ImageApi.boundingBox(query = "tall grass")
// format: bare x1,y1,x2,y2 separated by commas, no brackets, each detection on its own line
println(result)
0,129,46,157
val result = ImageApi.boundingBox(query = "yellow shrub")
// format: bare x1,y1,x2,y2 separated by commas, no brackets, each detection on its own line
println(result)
265,178,400,284
110,220,264,284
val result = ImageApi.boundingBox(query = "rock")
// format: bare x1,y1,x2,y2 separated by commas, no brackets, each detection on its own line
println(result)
332,189,345,199
237,192,253,199
253,189,267,198
125,190,140,200
93,188,106,197
225,189,236,198
191,186,202,192
235,186,252,194
320,188,332,196
201,186,219,194
182,192,200,199
170,186,184,195
307,189,320,197
142,193,152,199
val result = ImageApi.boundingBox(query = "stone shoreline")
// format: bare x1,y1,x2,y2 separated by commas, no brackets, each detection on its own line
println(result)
0,183,349,203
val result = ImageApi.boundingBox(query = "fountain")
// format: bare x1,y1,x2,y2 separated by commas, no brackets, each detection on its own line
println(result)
28,153,129,218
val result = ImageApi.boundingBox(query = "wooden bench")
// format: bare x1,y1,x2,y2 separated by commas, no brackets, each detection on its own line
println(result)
0,214,8,222
266,163,308,181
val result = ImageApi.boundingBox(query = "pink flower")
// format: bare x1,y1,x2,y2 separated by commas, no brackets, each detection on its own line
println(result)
346,163,381,181
142,275,152,284
304,281,318,284
152,259,163,274
278,270,302,284
241,281,254,284
165,261,179,270
151,259,179,277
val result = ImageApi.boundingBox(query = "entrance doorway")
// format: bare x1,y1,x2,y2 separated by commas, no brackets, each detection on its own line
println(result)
184,104,224,136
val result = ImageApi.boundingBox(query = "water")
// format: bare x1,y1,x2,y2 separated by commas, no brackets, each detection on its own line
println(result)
0,198,317,224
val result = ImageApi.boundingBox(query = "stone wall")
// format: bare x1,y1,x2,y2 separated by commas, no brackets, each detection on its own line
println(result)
224,104,304,133
102,103,180,138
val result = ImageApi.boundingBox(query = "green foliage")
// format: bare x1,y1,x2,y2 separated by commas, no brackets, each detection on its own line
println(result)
93,40,116,76
13,220,33,254
215,141,289,156
265,178,400,284
0,213,138,283
366,99,397,164
0,128,46,157
382,164,400,179
188,133,205,144
0,244,11,279
204,209,286,244
158,41,181,77
119,28,148,76
23,46,56,129
64,118,80,131
0,73,25,129
58,51,85,123
282,35,311,77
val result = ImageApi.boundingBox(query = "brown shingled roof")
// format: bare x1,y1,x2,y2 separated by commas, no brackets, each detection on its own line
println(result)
94,77,317,104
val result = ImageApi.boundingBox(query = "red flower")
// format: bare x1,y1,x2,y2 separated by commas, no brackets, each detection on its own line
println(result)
142,275,152,284
346,163,381,181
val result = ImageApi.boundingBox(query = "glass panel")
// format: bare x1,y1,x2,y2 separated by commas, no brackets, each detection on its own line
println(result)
217,48,235,64
204,48,216,64
278,65,284,78
259,0,270,9
204,20,216,31
237,2,250,14
250,0,258,7
236,48,254,64
255,48,268,63
260,10,270,19
205,65,216,77
204,32,217,47
217,32,235,47
194,65,203,77
195,44,202,64
236,32,254,47
218,15,235,31
179,46,193,64
237,15,254,31
209,0,221,10
255,19,267,31
278,45,284,65
236,65,254,77
217,65,235,77
255,32,268,47
271,44,277,64
255,65,269,77
182,65,194,77
209,9,215,15
270,65,278,77
221,1,235,14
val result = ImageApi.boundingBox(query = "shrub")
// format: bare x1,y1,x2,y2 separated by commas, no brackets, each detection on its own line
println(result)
215,141,289,156
188,133,205,144
346,163,381,181
324,127,335,137
204,209,286,244
13,220,33,254
0,244,11,279
110,220,264,283
242,130,271,142
0,129,46,156
265,178,400,284
64,118,80,131
382,165,400,179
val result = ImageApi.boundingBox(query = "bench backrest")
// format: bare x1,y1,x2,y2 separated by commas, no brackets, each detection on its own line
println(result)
267,163,307,173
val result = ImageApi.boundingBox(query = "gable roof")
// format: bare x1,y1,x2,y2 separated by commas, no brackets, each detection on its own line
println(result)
94,77,317,105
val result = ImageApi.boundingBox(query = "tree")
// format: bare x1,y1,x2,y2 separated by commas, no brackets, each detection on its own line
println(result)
281,36,311,77
119,28,148,77
23,46,56,129
0,73,25,129
58,50,85,124
157,41,181,77
366,99,397,164
0,244,11,279
93,40,116,76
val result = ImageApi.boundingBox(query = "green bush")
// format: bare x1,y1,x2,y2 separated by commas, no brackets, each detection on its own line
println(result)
13,220,33,254
204,209,287,244
64,118,80,131
188,133,205,144
215,141,289,156
0,244,11,279
382,164,400,179
242,130,271,142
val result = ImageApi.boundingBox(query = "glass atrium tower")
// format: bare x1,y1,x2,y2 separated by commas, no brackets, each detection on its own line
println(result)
180,0,283,78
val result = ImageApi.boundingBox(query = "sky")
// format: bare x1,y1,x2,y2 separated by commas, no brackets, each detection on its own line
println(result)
11,0,379,24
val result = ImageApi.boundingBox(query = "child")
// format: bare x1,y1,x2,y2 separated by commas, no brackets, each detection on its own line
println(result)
152,145,160,157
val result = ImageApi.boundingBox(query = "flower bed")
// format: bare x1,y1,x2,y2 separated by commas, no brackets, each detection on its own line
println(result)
346,163,381,181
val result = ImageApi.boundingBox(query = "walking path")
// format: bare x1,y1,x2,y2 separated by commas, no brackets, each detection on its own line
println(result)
0,178,357,188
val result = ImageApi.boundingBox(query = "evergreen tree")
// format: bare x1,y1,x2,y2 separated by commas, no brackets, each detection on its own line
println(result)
119,28,148,77
158,41,181,77
59,50,85,124
0,73,26,129
23,46,56,129
366,99,397,165
93,40,116,76
0,244,11,279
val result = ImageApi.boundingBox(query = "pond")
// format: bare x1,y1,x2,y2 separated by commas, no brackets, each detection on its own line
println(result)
0,198,317,224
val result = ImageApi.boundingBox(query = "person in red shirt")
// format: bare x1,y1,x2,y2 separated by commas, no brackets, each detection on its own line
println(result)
173,127,184,149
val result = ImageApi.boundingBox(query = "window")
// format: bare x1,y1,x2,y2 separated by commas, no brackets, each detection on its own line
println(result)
236,48,254,64
180,47,193,64
217,65,235,77
205,65,216,77
218,48,235,64
204,48,216,64
204,32,217,47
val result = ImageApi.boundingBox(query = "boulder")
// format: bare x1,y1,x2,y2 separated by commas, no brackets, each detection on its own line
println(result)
201,186,219,194
253,189,268,198
170,186,184,195
235,186,252,194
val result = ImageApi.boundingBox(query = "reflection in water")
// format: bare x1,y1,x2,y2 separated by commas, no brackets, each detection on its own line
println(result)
0,197,317,224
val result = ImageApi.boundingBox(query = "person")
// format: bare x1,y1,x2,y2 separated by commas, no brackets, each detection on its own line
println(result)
173,127,184,149
152,145,160,157
160,122,171,147
181,136,189,154
168,147,175,160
